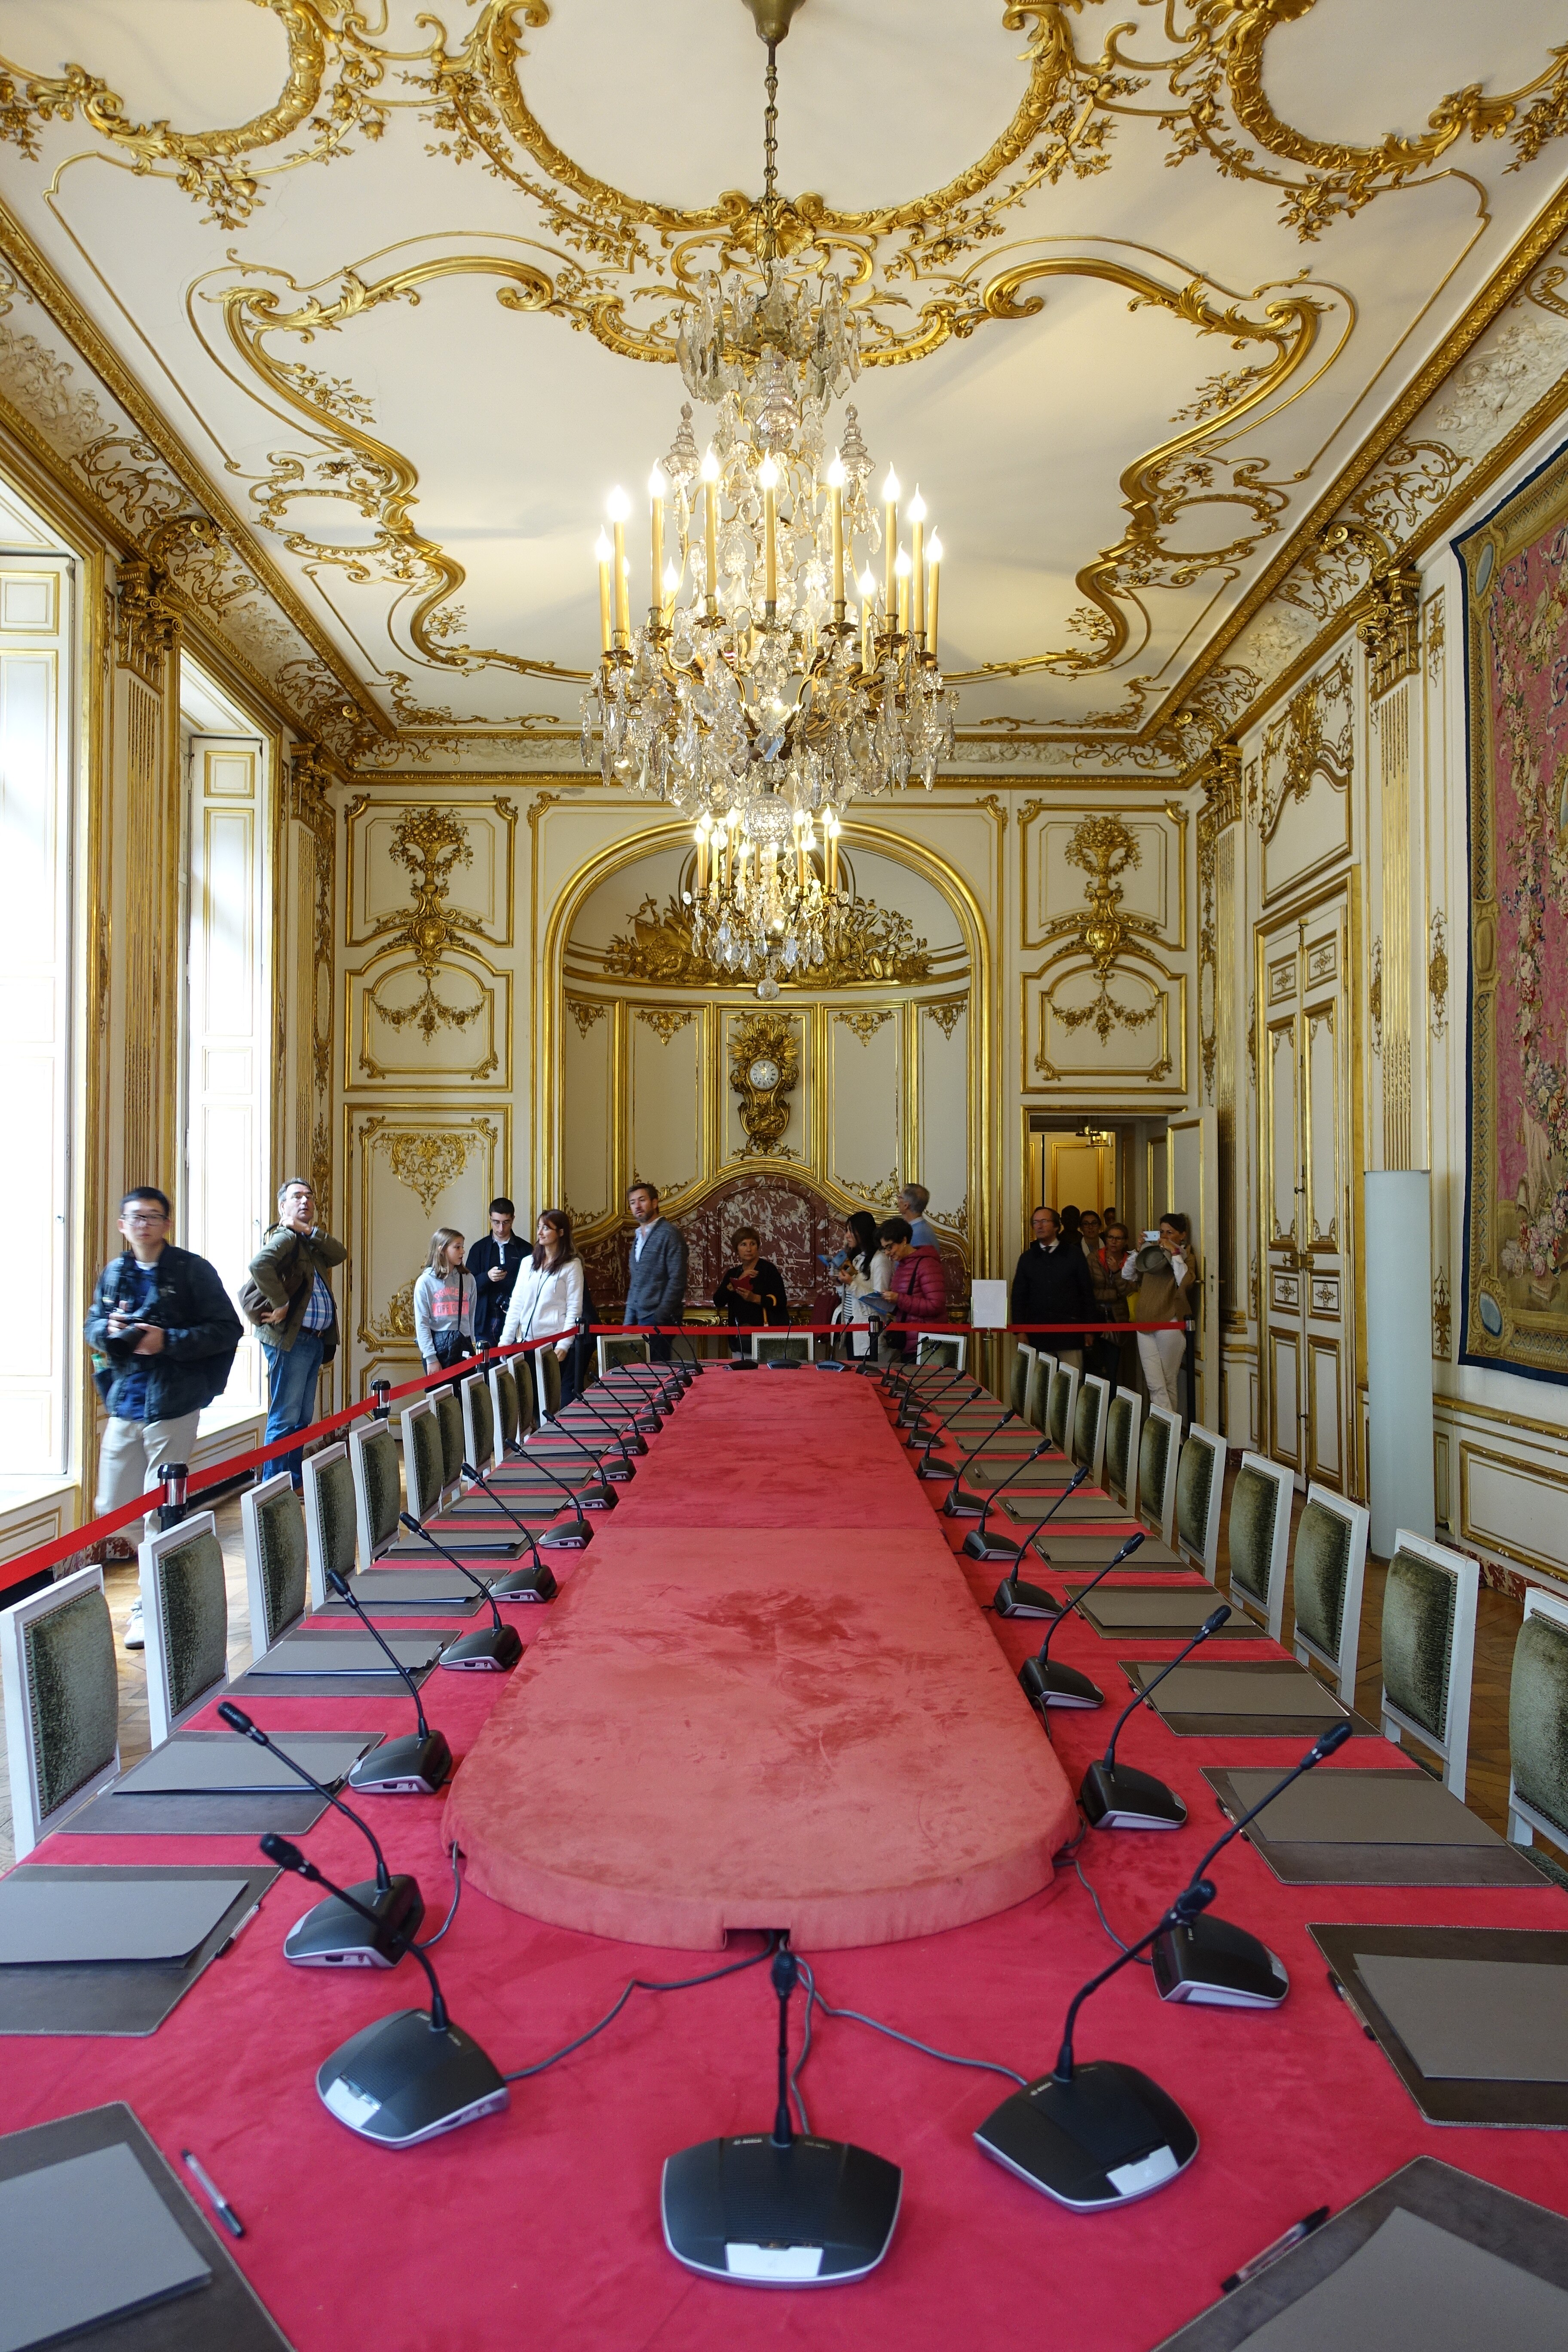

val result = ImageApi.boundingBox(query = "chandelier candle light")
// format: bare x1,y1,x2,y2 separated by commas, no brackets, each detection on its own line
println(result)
580,0,957,998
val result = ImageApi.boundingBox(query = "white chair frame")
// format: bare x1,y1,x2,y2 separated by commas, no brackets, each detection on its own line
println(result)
916,1333,966,1371
1,1566,119,1857
1104,1385,1143,1519
1011,1342,1037,1422
597,1335,650,1378
1175,1422,1227,1582
303,1442,354,1610
1226,1451,1293,1642
1291,1483,1369,1705
1508,1586,1568,1856
1073,1373,1111,1488
1044,1360,1080,1459
1140,1403,1183,1548
240,1471,309,1657
348,1418,400,1566
1380,1526,1479,1800
140,1510,227,1746
400,1396,444,1523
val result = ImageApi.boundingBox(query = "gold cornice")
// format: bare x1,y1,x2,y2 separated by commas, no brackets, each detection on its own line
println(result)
1155,173,1568,744
0,192,386,741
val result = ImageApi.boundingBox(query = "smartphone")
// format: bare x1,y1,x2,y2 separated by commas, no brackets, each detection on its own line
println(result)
1142,1230,1160,1245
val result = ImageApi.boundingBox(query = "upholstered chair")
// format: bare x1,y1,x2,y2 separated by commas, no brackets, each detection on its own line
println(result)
1223,1453,1293,1639
1103,1388,1142,1518
534,1346,563,1424
1071,1375,1110,1488
1024,1351,1054,1435
240,1472,309,1657
349,1419,402,1565
1379,1529,1479,1798
303,1443,358,1608
598,1335,651,1377
754,1330,815,1363
1045,1362,1079,1458
140,1513,229,1745
1290,1485,1370,1703
1138,1405,1180,1545
490,1360,522,1454
1174,1423,1226,1581
915,1335,966,1371
1508,1589,1568,1880
1,1566,119,1857
462,1373,496,1478
434,1387,464,1497
1010,1344,1036,1421
401,1400,445,1525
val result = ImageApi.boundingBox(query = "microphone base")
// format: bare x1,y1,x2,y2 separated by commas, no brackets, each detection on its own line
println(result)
974,2061,1197,2211
576,1485,617,1511
1019,1657,1103,1710
941,1487,988,1519
661,2133,903,2286
962,1525,1024,1562
285,1874,423,1969
540,1518,594,1551
1152,1914,1289,2009
318,2009,509,2148
439,1623,523,1671
916,1455,953,1481
1078,1759,1187,1831
992,1574,1057,1617
489,1565,558,1602
347,1730,452,1797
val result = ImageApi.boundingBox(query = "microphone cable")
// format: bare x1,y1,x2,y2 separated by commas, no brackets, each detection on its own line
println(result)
787,1957,1027,2137
1070,1855,1152,1966
412,1841,463,1951
501,1936,778,2084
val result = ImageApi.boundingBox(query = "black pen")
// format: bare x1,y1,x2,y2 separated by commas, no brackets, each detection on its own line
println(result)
1221,2205,1328,2294
182,2149,244,2239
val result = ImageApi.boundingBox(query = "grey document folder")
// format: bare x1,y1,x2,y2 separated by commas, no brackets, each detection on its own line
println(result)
251,1631,443,1675
1131,1663,1347,1718
115,1733,375,1795
0,2143,210,2352
1353,1954,1568,2083
1221,1768,1498,1847
1225,2207,1568,2352
0,1877,248,1965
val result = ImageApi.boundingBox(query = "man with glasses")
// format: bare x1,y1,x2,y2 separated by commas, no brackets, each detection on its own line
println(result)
85,1187,242,1647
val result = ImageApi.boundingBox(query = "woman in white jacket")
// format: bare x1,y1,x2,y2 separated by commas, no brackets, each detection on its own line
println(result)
500,1211,585,1402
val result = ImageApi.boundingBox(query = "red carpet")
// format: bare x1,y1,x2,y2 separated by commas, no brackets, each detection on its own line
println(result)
444,1379,1076,1945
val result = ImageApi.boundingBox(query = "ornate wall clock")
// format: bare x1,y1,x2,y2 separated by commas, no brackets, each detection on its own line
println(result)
729,1013,801,1156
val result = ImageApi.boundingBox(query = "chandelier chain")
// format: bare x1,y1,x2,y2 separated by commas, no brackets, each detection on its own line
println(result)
761,42,779,266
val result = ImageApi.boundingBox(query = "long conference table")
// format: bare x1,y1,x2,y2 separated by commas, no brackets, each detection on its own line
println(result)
4,1363,1568,2350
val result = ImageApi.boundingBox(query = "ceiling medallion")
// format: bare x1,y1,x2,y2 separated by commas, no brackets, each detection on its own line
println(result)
581,0,956,997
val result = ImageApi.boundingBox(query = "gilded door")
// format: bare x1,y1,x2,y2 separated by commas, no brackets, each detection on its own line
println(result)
1259,899,1351,1493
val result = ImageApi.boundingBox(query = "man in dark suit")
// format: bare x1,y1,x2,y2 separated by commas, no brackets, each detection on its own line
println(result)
1011,1203,1099,1372
467,1197,527,1350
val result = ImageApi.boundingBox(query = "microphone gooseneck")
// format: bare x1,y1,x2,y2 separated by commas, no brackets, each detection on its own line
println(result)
948,1436,1050,1525
1014,1465,1091,1565
1052,1881,1216,2082
1034,1531,1145,1665
398,1515,505,1632
524,1410,616,1503
1182,1720,1352,1891
460,1464,548,1568
771,1943,798,2150
1101,1606,1231,1772
260,1835,449,2030
325,1568,432,1740
219,1701,390,1891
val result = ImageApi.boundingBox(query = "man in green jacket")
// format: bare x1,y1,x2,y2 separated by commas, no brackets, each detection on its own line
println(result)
248,1178,347,1488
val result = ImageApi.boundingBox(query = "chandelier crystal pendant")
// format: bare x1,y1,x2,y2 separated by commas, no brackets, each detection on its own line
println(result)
580,0,957,997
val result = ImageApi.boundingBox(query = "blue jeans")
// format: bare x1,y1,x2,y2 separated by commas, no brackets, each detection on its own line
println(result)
261,1331,325,1485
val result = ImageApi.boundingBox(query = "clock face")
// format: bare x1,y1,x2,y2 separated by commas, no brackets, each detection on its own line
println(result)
748,1057,781,1090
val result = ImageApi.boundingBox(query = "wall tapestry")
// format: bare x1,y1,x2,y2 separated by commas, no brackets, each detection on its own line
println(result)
1459,435,1568,1384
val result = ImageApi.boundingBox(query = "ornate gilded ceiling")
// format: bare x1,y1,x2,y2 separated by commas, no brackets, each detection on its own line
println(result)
0,0,1565,771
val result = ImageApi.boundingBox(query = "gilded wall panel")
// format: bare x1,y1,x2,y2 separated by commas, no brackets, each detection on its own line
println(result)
1023,810,1179,951
346,1103,508,1387
828,1008,903,1205
630,1004,704,1203
918,1000,970,1238
560,995,614,1232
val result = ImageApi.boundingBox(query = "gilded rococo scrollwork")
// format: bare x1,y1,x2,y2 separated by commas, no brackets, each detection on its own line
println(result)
354,804,496,1073
603,890,933,991
1036,812,1165,1049
1258,653,1353,838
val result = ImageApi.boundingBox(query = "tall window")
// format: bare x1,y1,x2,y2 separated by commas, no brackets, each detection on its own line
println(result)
180,664,269,1422
0,493,73,1483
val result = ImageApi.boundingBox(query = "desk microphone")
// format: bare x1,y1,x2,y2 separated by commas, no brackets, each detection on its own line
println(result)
396,1516,522,1669
992,1470,1092,1606
896,1365,972,1428
260,1834,508,2149
671,1329,705,1381
598,1340,677,1414
1078,1605,1231,1829
974,1880,1216,2210
493,1435,600,1547
525,1403,625,1497
1016,1531,1146,1712
618,1330,683,1401
218,1701,423,1965
557,1386,649,1458
1152,1721,1352,2009
951,1440,1057,1549
661,1942,903,2285
458,1465,560,1593
323,1568,453,1795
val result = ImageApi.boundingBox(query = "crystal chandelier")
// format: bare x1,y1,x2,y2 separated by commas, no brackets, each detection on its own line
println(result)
580,0,957,997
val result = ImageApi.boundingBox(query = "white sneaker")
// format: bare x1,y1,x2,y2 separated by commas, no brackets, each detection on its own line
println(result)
123,1597,144,1651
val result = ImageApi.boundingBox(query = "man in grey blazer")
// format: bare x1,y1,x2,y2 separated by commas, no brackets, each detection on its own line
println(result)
623,1181,688,1363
